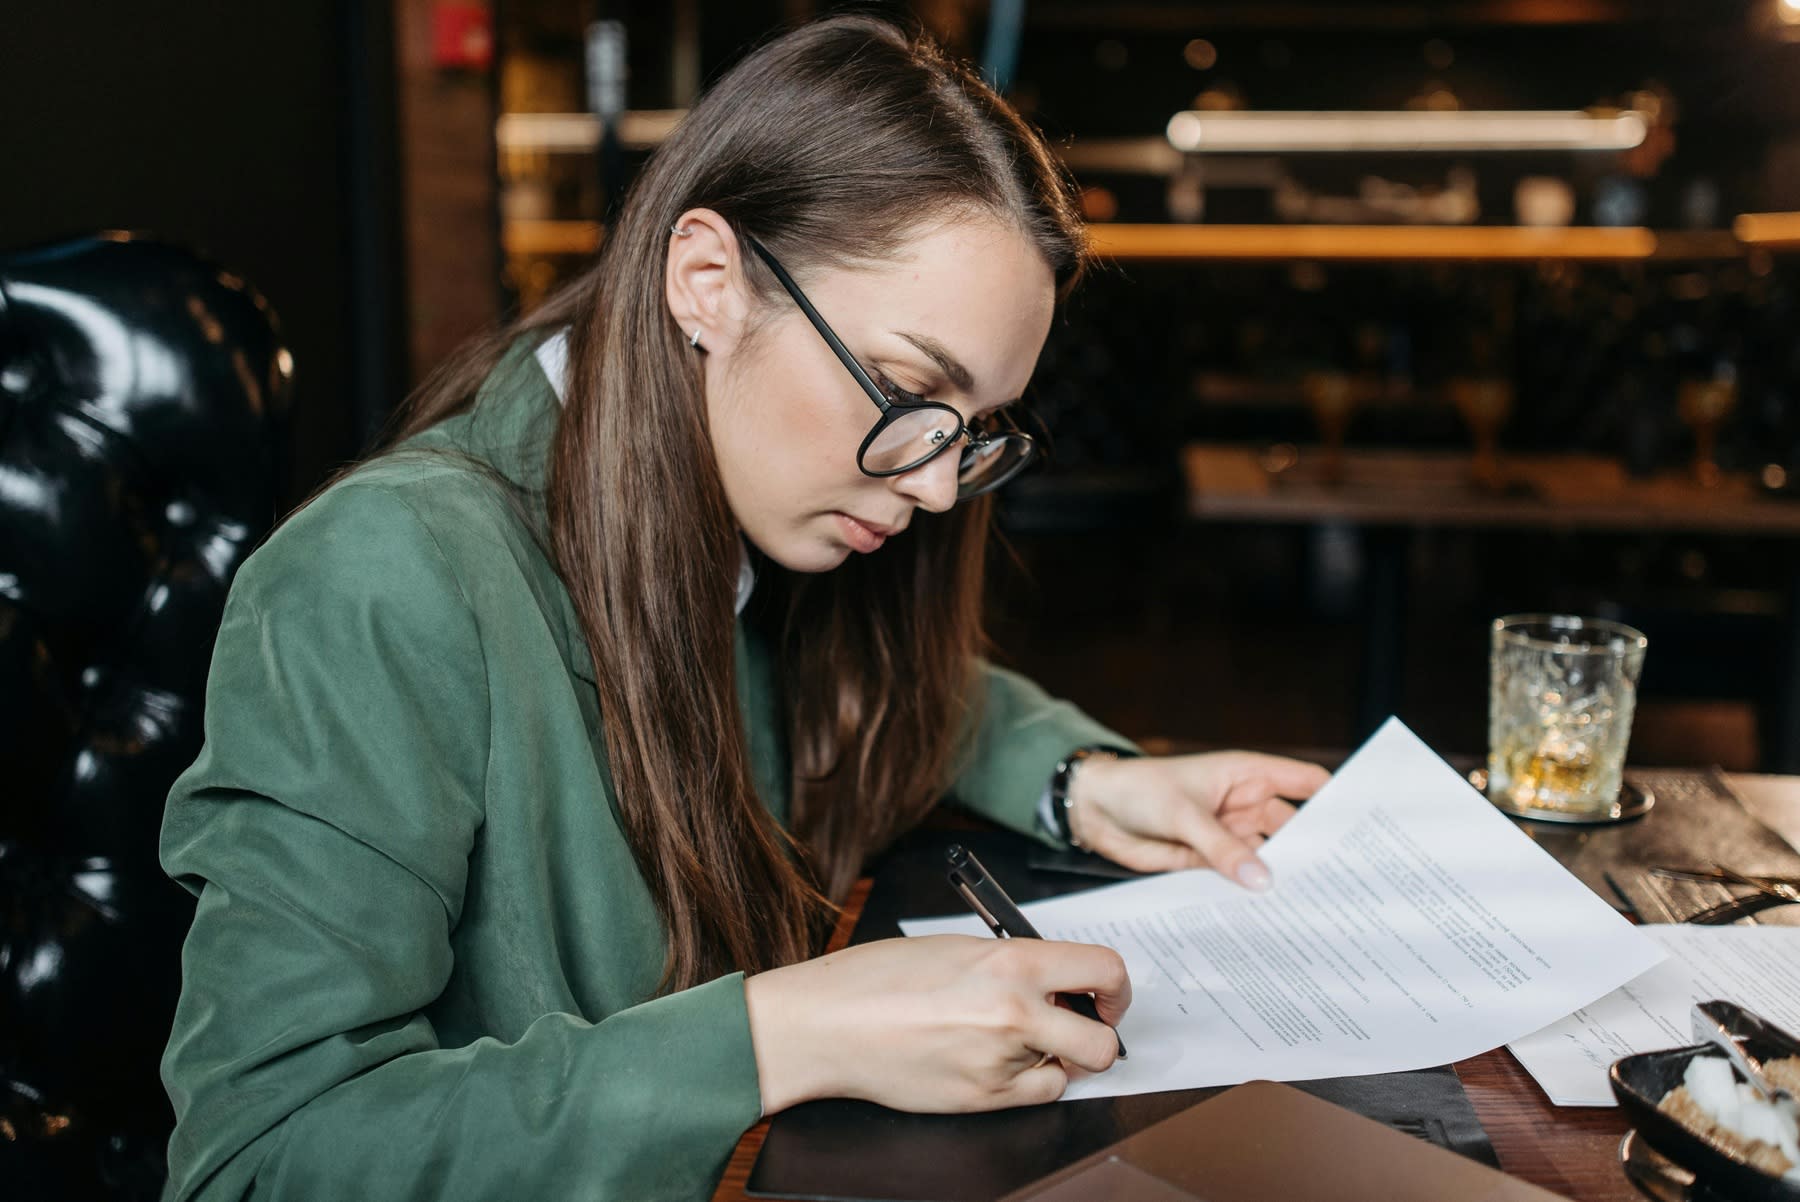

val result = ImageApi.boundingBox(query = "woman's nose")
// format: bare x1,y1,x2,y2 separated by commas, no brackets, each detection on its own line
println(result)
891,446,960,513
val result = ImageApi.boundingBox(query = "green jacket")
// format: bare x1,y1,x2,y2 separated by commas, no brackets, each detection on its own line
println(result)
159,343,1131,1201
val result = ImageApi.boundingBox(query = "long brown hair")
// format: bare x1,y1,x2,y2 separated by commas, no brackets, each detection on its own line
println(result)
379,15,1086,993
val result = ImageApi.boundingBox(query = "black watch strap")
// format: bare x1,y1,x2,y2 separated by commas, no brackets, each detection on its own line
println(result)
1049,744,1140,849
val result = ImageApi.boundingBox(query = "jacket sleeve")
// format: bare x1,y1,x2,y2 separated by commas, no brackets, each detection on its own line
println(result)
948,660,1139,846
159,482,761,1202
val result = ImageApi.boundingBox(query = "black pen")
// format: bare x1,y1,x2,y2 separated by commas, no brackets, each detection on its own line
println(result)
945,844,1127,1060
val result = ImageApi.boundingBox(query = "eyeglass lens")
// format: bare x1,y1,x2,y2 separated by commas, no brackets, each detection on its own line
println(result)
861,407,1031,496
956,431,1030,496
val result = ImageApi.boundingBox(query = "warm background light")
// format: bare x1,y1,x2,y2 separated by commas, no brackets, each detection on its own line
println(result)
1164,110,1648,153
1183,38,1218,70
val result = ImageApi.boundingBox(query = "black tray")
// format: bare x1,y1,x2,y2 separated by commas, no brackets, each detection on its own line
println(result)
1611,1043,1800,1202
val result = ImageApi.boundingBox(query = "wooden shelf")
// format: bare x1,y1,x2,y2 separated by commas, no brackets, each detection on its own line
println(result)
1087,223,1741,262
499,219,1754,263
1028,1,1632,30
1734,212,1800,250
502,219,603,256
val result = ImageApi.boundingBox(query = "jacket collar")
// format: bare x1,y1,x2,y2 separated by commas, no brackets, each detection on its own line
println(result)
416,333,753,686
459,336,563,499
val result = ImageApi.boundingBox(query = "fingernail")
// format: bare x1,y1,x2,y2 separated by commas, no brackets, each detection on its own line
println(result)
1236,860,1272,891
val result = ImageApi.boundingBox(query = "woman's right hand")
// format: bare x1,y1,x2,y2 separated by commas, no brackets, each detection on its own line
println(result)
742,934,1130,1116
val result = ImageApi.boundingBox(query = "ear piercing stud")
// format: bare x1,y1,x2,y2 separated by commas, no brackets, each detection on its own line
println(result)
671,224,692,238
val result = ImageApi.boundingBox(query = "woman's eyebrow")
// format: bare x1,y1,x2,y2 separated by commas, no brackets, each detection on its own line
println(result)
895,330,975,393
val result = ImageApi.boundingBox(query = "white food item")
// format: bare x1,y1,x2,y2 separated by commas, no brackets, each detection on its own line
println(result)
1681,1055,1800,1182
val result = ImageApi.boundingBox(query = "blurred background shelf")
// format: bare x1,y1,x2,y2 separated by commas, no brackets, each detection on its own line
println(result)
496,219,1753,261
502,218,603,256
1735,210,1800,247
1087,223,1730,260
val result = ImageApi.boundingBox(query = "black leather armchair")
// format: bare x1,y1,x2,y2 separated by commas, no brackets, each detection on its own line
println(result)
0,234,291,1200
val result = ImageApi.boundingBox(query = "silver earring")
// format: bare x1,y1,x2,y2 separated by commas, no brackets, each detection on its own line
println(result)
689,327,703,349
671,224,692,238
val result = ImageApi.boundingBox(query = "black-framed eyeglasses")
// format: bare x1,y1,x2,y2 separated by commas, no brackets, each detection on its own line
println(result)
743,234,1037,499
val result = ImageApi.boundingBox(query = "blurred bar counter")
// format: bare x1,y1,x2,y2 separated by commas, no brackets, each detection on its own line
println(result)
1180,443,1800,772
1182,445,1800,532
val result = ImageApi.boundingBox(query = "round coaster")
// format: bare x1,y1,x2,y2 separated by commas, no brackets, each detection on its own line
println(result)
1466,768,1655,825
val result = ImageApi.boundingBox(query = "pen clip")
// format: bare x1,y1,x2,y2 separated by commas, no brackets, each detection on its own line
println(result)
949,872,1010,938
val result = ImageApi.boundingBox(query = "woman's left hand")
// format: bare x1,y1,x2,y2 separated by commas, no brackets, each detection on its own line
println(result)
1065,752,1331,890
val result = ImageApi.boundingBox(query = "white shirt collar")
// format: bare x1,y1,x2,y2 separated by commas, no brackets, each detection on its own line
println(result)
533,329,571,403
535,330,756,616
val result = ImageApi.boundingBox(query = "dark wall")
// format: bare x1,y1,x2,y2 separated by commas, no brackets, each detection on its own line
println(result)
0,0,405,502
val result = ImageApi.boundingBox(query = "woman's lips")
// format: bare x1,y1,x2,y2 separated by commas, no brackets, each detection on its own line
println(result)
834,512,890,553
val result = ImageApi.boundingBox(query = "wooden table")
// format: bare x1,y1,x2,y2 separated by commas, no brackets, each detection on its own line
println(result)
1181,444,1800,771
714,771,1800,1202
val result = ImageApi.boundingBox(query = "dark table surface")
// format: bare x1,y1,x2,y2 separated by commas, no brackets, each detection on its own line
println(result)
715,766,1800,1202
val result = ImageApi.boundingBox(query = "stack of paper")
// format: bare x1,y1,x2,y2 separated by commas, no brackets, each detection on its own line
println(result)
1508,925,1800,1106
903,719,1667,1101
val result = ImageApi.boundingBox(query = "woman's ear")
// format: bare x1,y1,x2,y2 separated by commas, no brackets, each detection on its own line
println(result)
665,208,752,355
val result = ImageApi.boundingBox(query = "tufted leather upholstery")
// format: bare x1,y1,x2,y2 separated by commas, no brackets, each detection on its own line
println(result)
0,234,292,1199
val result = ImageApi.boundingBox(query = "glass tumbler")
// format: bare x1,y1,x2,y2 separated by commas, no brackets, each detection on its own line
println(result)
1487,614,1648,820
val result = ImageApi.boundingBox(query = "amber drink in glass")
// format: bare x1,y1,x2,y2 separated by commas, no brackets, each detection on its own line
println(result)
1487,615,1647,819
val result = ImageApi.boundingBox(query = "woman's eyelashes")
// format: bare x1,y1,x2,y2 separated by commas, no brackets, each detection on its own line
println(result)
872,369,927,406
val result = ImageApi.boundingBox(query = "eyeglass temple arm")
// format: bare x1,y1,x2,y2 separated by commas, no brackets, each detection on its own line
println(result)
742,235,893,414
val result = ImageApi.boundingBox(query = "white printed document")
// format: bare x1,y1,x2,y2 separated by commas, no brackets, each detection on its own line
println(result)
902,718,1665,1100
1508,925,1800,1106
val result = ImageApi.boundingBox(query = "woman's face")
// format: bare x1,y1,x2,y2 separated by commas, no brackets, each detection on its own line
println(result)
687,215,1056,573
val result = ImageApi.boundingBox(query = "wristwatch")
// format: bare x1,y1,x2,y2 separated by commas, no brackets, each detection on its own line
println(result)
1048,744,1139,850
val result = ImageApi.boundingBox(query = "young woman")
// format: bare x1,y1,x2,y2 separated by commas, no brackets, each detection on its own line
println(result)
159,15,1327,1201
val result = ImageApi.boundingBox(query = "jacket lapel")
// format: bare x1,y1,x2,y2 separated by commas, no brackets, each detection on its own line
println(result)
416,339,600,686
